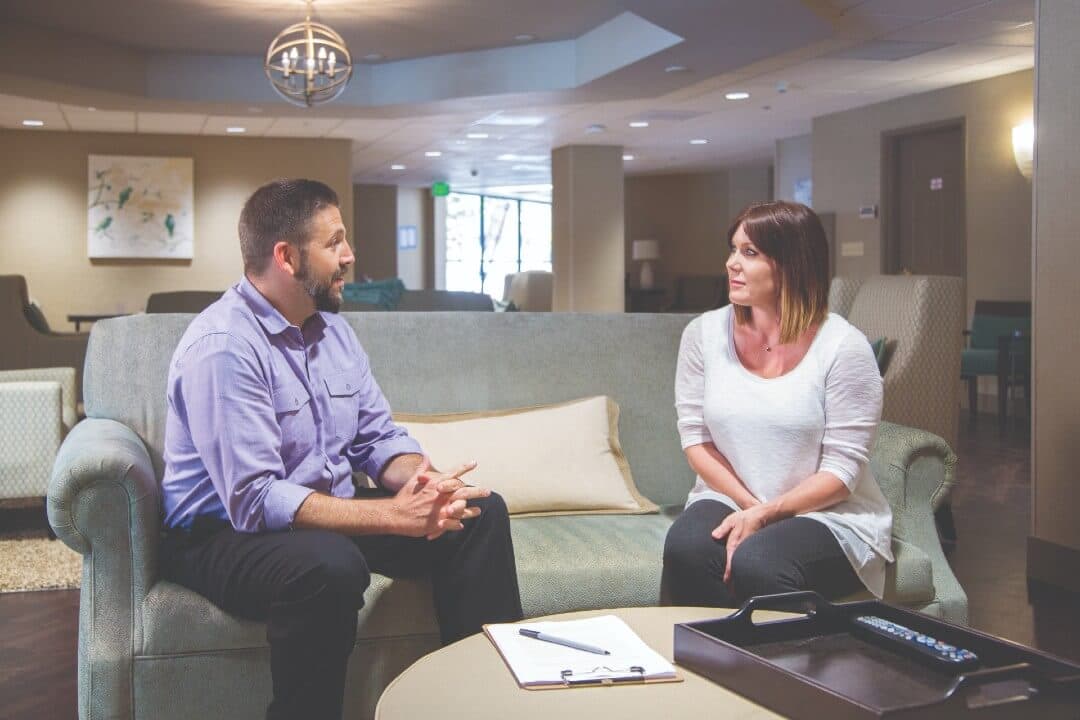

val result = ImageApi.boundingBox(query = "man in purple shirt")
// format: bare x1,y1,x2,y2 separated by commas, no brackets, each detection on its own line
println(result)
159,179,522,720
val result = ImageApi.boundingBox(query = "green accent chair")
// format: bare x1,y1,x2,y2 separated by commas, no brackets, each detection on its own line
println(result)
961,300,1031,427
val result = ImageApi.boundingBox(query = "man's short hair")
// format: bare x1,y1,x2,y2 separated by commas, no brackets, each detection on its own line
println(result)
238,179,340,275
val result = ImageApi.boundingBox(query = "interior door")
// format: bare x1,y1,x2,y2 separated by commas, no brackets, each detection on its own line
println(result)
887,123,965,276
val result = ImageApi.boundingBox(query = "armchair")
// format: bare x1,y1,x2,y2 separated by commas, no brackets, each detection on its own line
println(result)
960,300,1031,426
0,367,76,500
0,275,89,400
145,291,222,314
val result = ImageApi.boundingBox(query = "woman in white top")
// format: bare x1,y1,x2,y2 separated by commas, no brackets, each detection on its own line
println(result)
663,201,894,607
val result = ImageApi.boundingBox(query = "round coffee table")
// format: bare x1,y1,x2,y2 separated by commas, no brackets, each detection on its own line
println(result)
376,606,785,719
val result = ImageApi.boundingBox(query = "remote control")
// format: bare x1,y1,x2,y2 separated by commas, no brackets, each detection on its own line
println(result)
852,615,979,671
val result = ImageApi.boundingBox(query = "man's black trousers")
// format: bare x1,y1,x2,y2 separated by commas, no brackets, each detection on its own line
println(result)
160,491,523,720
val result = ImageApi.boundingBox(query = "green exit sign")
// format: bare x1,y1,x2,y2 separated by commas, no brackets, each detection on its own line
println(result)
431,181,450,197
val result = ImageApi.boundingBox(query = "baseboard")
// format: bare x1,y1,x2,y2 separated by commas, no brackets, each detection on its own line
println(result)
1027,536,1080,594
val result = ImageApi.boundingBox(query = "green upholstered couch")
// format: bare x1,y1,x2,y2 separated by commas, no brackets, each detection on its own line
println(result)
47,311,965,719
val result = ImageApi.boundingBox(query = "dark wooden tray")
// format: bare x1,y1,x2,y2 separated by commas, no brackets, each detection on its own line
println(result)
674,591,1080,719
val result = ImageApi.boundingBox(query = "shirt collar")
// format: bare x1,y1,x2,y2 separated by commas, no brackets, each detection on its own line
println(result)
237,277,329,337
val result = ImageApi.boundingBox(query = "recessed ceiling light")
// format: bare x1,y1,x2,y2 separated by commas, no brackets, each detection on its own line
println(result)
473,112,545,127
363,53,384,62
725,91,750,100
226,126,246,134
622,154,635,161
514,34,536,42
665,65,689,73
629,121,649,128
466,132,489,139
455,140,468,145
690,138,709,145
498,153,547,162
391,164,406,170
86,106,97,112
425,151,442,157
22,119,44,127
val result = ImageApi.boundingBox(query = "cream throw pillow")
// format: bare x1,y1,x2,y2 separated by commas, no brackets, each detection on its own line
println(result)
395,396,658,517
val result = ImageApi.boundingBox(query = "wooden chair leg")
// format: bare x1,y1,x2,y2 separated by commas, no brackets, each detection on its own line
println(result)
966,376,978,425
997,368,1008,431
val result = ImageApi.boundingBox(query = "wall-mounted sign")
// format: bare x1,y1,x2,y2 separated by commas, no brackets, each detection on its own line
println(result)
431,181,450,197
858,205,878,219
398,225,418,250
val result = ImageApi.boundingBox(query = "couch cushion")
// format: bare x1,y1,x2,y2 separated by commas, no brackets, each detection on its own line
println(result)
839,537,933,605
510,509,678,618
396,396,658,517
141,572,439,656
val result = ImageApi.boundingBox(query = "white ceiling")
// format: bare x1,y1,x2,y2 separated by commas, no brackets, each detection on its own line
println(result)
0,0,1035,198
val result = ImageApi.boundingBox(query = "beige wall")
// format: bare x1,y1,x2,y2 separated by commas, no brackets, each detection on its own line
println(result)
396,187,426,290
352,184,397,281
624,165,772,298
812,69,1034,321
1032,2,1080,558
0,129,352,329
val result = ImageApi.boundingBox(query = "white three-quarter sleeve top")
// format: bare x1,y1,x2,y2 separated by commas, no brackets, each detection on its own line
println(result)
675,305,894,597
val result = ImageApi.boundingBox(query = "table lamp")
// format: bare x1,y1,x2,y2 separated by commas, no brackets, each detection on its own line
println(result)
632,239,660,290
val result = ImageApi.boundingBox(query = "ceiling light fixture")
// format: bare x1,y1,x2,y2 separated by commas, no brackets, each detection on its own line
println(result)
725,91,750,100
665,65,689,73
391,164,406,170
425,151,442,157
466,132,489,139
690,139,708,145
629,121,649,128
265,0,352,107
22,119,44,127
623,154,635,161
226,126,247,134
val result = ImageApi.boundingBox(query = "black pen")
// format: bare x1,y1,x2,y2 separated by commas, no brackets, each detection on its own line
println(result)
519,628,611,655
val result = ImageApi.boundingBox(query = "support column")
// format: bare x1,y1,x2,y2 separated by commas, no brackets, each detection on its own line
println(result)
1030,0,1080,592
551,145,625,312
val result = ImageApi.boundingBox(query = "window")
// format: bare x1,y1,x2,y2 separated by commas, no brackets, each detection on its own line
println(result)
445,192,551,296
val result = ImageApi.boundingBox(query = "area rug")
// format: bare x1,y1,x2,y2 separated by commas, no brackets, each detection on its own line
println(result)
0,533,81,592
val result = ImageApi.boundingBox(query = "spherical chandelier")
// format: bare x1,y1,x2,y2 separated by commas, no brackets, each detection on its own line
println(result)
265,0,353,107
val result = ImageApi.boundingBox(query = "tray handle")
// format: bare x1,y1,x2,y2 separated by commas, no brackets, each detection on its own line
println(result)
727,591,836,625
946,663,1042,710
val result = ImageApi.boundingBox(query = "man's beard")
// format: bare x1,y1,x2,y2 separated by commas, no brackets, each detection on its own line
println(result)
296,251,346,313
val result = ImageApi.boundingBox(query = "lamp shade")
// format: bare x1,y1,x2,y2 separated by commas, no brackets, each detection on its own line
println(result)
632,239,660,261
1012,121,1034,180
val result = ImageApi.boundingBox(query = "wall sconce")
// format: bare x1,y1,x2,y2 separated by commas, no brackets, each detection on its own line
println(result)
1012,120,1034,180
632,239,660,289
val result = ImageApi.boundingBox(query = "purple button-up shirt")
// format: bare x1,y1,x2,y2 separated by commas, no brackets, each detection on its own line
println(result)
161,278,422,532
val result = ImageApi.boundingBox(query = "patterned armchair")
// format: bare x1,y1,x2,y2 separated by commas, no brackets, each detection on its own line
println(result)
830,275,964,449
0,367,77,500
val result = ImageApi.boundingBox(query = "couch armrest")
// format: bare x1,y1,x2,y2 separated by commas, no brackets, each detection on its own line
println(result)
871,420,957,513
47,418,161,718
870,420,967,623
0,381,62,499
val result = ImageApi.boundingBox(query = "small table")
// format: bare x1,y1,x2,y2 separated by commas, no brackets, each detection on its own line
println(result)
626,288,667,313
376,606,785,720
67,313,128,332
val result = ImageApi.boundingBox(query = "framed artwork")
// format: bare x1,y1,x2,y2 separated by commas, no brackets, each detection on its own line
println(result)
87,154,194,259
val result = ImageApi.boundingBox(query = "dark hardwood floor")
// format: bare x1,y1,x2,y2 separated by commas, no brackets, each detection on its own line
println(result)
0,412,1076,718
